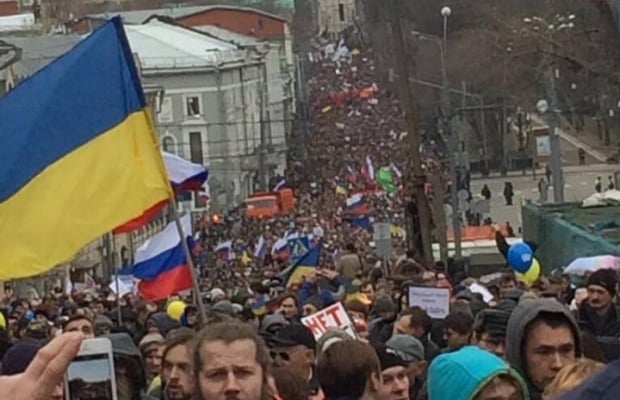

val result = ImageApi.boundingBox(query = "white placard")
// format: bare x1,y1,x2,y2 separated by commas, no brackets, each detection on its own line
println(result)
536,135,551,157
302,302,357,340
408,286,451,319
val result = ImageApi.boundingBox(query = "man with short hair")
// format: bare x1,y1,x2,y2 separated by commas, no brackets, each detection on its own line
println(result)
193,321,272,400
392,307,439,362
160,331,195,400
506,298,582,400
373,343,410,400
386,334,426,400
63,314,94,338
578,268,620,337
471,309,511,358
317,340,382,400
442,312,473,351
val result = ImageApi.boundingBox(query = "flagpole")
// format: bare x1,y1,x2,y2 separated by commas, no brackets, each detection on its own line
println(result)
168,198,207,322
109,232,123,325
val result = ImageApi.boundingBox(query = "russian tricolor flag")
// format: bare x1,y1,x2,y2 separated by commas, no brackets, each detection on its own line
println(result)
271,238,289,260
254,235,267,260
215,241,233,261
163,151,209,193
346,194,369,215
114,153,208,234
132,214,193,301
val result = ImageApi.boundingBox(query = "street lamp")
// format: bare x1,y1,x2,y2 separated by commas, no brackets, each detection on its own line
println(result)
523,14,575,203
439,5,462,258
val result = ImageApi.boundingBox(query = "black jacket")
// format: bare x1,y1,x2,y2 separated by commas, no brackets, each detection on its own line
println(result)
578,303,620,338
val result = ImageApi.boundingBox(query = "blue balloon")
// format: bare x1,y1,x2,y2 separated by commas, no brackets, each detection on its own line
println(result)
507,242,534,273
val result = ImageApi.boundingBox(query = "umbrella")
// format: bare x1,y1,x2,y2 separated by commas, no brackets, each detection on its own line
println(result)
564,255,620,276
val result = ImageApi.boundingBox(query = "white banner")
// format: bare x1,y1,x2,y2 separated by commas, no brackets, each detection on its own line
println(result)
302,302,357,340
408,286,451,319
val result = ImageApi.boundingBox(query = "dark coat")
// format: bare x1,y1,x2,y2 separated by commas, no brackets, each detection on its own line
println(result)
578,303,620,338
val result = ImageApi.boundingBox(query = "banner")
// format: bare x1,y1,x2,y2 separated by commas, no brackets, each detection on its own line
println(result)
407,286,451,319
302,302,357,339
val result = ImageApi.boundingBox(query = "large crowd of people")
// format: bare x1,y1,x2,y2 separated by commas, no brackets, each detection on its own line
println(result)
2,39,620,400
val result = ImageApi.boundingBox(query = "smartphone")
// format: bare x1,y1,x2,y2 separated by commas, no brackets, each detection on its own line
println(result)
65,337,118,400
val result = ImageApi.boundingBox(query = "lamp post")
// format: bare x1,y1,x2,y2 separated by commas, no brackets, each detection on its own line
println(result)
439,5,462,258
523,14,575,203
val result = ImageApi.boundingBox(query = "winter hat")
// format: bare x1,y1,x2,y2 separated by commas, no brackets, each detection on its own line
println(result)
316,328,352,355
1,342,40,375
304,295,324,311
372,295,395,315
587,269,617,296
139,333,164,354
373,343,408,371
386,334,425,362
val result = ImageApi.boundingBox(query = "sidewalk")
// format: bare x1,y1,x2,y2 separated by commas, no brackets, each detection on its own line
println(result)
529,114,608,162
471,163,616,181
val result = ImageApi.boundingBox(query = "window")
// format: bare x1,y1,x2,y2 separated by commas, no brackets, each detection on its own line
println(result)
258,19,264,29
157,96,173,123
162,136,175,153
189,131,204,165
185,95,202,117
338,3,345,22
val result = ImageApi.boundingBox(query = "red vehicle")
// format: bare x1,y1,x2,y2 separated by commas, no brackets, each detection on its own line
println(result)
245,188,296,218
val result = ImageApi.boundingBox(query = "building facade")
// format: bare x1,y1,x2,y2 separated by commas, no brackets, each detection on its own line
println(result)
125,19,286,213
317,0,357,35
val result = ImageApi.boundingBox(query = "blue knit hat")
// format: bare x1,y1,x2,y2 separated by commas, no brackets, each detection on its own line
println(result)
1,342,40,376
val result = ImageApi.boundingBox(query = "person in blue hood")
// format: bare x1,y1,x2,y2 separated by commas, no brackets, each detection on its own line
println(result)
428,346,529,400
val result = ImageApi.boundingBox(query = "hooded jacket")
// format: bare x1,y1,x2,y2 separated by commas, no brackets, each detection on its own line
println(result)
505,299,582,400
428,346,529,400
106,333,156,400
557,358,620,400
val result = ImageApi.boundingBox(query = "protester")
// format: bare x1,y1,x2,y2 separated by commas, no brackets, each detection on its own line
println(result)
471,308,511,358
442,311,474,352
139,332,164,385
0,332,83,400
373,343,411,400
268,324,321,397
63,314,95,338
192,321,271,400
428,346,529,400
386,334,426,399
556,357,620,399
578,269,620,337
317,339,383,400
542,359,604,399
156,331,195,400
506,298,582,400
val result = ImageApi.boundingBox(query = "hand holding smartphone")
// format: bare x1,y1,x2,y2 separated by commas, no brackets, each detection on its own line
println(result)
65,337,118,400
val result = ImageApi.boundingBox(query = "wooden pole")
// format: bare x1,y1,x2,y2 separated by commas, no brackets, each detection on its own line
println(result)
388,0,434,264
168,199,207,322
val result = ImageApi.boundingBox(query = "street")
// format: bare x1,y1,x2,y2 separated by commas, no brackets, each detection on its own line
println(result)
470,164,618,233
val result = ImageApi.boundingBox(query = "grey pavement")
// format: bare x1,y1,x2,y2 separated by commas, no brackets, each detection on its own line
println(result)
469,164,618,233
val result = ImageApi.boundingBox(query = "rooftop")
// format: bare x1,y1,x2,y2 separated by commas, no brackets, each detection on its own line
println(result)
195,24,260,46
124,20,245,70
0,34,80,80
89,4,286,25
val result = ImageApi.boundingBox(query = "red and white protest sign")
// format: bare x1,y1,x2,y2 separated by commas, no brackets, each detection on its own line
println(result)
301,302,357,340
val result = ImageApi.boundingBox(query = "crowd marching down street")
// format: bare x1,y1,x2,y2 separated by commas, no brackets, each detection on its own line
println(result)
4,14,620,400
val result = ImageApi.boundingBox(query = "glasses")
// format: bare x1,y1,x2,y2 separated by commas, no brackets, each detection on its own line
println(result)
270,351,290,362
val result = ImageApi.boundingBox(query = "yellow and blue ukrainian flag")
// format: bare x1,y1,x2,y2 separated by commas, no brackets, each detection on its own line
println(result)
280,246,321,287
0,17,172,280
